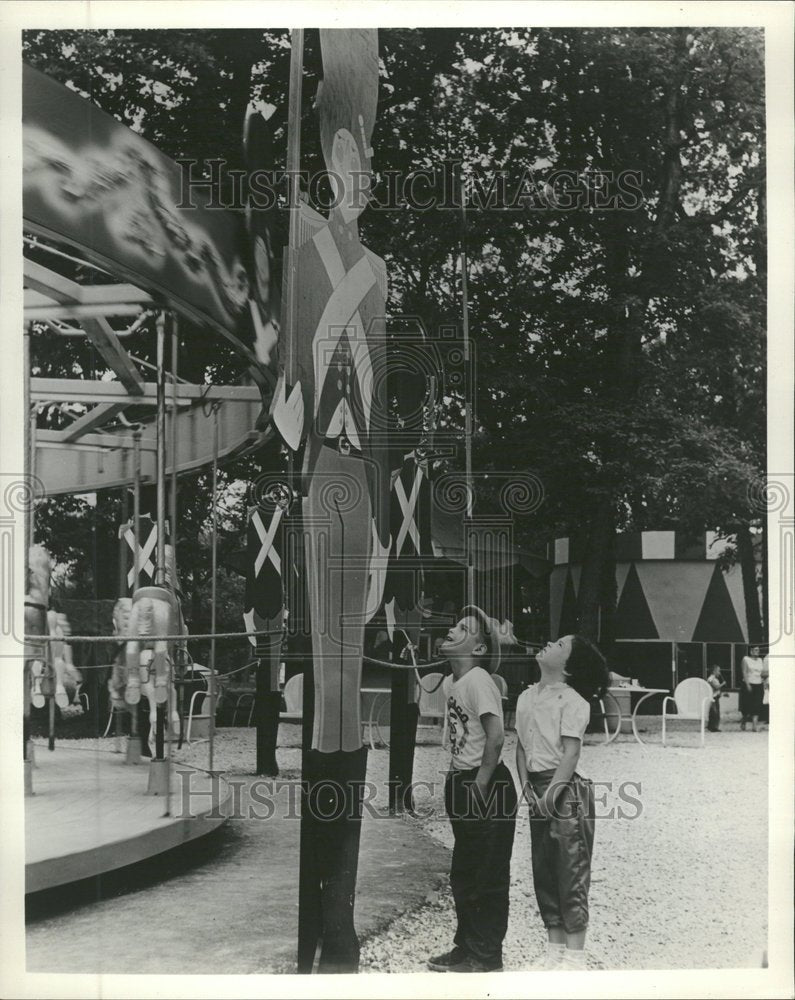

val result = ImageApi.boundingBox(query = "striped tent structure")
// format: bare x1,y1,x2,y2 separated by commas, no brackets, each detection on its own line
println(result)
549,530,751,692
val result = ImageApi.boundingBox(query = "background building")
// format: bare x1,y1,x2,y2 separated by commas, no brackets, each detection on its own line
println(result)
549,530,753,692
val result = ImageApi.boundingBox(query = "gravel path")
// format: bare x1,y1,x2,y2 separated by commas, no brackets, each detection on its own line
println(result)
37,713,768,972
360,719,769,973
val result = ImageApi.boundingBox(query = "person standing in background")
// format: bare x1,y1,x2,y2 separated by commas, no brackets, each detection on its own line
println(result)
706,664,726,732
760,650,770,726
739,645,765,732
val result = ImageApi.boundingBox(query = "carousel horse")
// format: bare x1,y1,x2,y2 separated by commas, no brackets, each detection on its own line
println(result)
109,547,184,754
24,545,51,720
47,609,83,711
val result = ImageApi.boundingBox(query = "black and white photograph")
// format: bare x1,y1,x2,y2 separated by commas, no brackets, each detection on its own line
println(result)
0,2,793,998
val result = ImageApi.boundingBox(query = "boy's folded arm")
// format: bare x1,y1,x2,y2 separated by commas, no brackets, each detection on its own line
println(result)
515,733,532,803
542,736,581,811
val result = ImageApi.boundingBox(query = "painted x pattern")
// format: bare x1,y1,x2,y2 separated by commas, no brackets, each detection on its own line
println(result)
394,465,423,557
252,507,283,578
124,524,158,588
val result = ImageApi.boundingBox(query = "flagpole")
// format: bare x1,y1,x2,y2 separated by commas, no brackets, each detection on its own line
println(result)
459,170,475,607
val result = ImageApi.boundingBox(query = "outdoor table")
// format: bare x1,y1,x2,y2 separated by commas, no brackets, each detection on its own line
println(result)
605,685,669,745
361,688,390,750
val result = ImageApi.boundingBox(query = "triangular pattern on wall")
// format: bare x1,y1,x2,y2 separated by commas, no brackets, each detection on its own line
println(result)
692,564,746,643
558,568,579,637
614,562,659,639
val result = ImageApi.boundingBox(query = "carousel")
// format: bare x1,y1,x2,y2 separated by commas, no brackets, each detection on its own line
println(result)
21,61,282,893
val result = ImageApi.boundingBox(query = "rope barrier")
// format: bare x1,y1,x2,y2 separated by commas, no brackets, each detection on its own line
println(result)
397,630,448,694
217,660,260,680
362,653,449,671
23,628,284,644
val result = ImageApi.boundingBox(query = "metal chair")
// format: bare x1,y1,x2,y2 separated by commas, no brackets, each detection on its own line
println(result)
417,672,448,744
231,690,255,727
279,673,303,723
184,673,211,743
662,677,713,747
74,682,89,713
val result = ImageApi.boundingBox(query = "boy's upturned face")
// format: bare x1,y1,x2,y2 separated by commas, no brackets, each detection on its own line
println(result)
536,634,574,677
440,615,486,662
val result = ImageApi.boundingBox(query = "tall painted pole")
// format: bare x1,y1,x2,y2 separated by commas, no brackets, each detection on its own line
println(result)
282,27,322,974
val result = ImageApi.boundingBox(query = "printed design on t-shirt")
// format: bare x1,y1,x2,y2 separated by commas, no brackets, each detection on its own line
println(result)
447,695,470,758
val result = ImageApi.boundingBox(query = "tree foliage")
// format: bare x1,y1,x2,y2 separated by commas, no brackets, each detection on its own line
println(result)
24,27,766,639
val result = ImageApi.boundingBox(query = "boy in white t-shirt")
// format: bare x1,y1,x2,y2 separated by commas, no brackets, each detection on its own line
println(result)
426,606,517,974
515,633,608,970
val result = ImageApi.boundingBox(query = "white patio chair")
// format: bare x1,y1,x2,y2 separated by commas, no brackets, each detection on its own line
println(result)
280,673,303,723
662,677,713,747
417,672,448,744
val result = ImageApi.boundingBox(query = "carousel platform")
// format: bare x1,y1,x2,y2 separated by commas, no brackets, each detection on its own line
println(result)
25,744,230,894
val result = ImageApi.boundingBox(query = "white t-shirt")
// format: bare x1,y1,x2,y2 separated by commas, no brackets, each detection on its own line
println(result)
443,667,504,770
515,681,591,775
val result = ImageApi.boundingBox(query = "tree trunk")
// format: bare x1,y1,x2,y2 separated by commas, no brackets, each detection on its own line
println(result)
598,520,618,650
576,496,615,640
736,524,763,644
573,31,691,643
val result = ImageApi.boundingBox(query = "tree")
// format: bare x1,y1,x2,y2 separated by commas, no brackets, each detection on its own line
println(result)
25,27,766,648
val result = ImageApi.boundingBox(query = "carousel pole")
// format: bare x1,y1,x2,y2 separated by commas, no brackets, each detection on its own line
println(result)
150,312,169,776
132,428,142,592
459,169,475,607
208,405,220,776
167,314,180,796
129,426,143,756
26,353,55,754
24,324,34,554
154,312,168,589
23,325,34,785
170,314,178,580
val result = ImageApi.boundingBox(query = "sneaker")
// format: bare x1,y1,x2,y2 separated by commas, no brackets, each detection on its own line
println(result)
427,946,468,972
560,949,588,971
536,943,567,969
444,954,503,973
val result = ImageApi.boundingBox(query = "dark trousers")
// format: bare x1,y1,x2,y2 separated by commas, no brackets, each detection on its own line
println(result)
708,696,721,731
528,770,595,934
444,762,517,964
